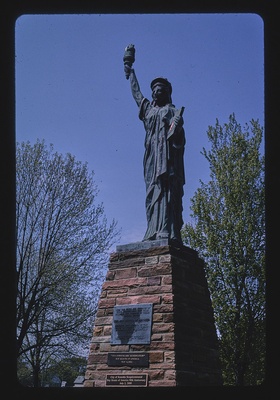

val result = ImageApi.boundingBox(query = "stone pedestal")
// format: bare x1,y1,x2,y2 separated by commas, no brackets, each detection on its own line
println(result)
84,241,223,387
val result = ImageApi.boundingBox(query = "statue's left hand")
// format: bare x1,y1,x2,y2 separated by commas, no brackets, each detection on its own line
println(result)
173,115,184,128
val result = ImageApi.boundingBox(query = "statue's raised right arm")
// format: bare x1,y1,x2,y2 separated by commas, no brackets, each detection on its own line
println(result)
123,44,144,107
127,67,144,107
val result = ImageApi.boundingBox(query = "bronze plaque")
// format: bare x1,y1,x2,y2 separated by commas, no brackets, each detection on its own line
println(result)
107,352,149,367
111,303,153,345
106,374,148,387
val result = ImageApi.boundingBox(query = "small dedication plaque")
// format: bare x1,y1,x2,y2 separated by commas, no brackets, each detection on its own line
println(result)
106,374,148,387
111,303,153,345
107,352,149,367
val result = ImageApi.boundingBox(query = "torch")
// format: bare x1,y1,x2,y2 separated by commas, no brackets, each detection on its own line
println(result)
123,44,135,79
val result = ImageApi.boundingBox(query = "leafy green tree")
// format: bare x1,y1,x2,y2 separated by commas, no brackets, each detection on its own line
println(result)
42,356,87,387
16,140,120,387
182,114,265,385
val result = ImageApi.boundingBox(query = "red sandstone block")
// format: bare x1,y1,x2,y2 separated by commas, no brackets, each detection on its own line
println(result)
158,284,173,293
149,341,175,350
110,250,147,262
109,256,146,269
164,369,176,380
151,333,162,341
147,276,161,285
98,298,116,308
93,326,103,336
88,353,107,364
115,267,137,279
152,322,174,333
162,313,174,323
95,363,116,371
153,304,174,313
103,277,146,289
138,264,172,277
89,343,100,352
116,294,161,305
100,307,114,316
95,309,105,317
159,254,172,263
145,256,159,264
130,344,151,351
161,333,175,342
103,325,112,336
89,370,107,379
94,316,113,326
162,275,172,285
164,351,175,363
99,342,112,352
106,344,130,352
91,335,111,343
127,286,155,296
161,294,173,304
149,351,164,363
128,284,172,296
149,369,164,380
152,313,163,322
106,288,128,297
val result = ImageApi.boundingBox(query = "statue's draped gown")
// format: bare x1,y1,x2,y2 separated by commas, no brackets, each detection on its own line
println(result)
138,99,185,243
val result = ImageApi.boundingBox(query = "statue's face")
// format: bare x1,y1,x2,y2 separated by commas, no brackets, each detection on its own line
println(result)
152,84,170,106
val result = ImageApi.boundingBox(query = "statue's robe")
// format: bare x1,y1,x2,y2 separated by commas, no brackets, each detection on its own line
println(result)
139,99,185,243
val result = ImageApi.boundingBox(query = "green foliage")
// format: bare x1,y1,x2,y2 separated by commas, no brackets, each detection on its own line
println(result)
18,356,87,387
16,139,120,387
182,114,265,385
42,356,87,387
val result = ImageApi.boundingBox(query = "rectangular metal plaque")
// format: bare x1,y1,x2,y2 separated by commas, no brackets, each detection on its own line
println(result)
106,374,148,387
107,352,149,367
111,303,153,345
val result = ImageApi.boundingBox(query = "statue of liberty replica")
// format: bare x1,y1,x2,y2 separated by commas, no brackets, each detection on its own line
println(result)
124,44,185,248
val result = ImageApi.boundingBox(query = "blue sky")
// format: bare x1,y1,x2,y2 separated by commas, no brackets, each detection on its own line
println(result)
15,13,264,249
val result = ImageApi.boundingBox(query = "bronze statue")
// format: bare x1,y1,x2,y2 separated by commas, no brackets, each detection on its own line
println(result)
124,45,185,247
